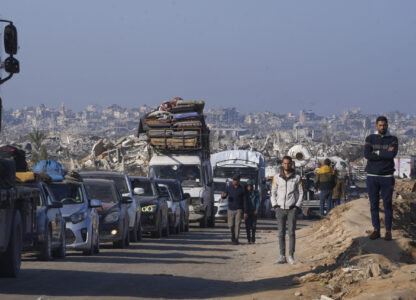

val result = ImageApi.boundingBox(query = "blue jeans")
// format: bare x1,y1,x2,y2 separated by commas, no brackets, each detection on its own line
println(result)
320,190,333,216
332,198,341,207
366,176,394,231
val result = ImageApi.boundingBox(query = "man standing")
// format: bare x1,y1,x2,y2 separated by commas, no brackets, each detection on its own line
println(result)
364,116,398,241
315,158,336,216
332,167,349,206
222,174,245,245
271,156,303,264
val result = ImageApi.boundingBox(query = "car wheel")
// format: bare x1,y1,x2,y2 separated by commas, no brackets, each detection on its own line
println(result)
83,230,95,255
0,211,22,277
52,226,66,259
151,213,163,238
124,224,130,247
137,219,143,241
93,229,100,254
208,206,216,228
40,226,53,261
163,218,170,237
179,213,185,232
129,217,139,243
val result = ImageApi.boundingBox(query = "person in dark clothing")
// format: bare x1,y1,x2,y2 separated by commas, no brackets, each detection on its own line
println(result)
222,174,246,244
364,116,398,241
244,179,260,244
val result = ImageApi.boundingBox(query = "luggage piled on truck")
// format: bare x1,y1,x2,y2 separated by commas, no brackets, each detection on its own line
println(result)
137,97,210,152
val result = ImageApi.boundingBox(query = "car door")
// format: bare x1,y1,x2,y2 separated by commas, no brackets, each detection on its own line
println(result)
41,184,61,247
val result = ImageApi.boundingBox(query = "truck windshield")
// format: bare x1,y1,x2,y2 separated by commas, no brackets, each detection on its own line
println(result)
150,165,202,187
214,167,258,181
213,181,227,193
49,183,84,205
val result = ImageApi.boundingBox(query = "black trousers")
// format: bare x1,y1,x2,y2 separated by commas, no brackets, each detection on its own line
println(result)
245,214,257,241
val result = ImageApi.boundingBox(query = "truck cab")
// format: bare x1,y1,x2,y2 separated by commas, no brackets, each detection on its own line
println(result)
149,153,215,228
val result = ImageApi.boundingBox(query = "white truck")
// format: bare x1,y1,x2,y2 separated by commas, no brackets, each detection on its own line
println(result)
149,152,215,228
210,150,266,219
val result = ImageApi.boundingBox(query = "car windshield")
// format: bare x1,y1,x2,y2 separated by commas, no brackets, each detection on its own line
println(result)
84,183,118,203
150,165,202,187
82,174,129,194
131,179,156,196
213,181,227,193
157,182,181,201
49,183,84,205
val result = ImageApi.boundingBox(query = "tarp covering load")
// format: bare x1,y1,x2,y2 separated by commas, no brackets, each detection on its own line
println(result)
137,97,210,152
33,159,68,182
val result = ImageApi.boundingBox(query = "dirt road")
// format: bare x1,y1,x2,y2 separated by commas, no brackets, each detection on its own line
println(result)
0,219,317,300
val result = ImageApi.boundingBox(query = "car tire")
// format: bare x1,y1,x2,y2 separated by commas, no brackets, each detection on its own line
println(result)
179,213,185,232
163,219,170,237
0,211,22,277
52,226,66,259
151,213,163,238
129,217,139,243
93,229,100,254
40,226,53,261
83,230,95,255
137,219,143,241
208,206,216,228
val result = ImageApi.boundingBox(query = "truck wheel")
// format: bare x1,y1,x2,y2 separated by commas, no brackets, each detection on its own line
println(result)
40,226,53,261
52,227,66,259
0,210,22,277
129,217,139,243
199,213,208,228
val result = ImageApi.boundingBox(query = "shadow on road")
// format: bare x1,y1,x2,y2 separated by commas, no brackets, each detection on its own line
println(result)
0,269,308,299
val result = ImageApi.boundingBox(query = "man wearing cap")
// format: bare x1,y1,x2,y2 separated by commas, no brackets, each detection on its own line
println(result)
222,174,246,245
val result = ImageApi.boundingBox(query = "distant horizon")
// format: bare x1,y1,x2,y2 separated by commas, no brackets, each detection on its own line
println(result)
2,101,414,117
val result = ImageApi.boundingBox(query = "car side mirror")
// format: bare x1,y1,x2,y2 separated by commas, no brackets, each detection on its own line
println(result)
90,199,102,208
48,201,63,209
183,193,191,199
133,187,145,195
4,23,18,55
122,196,133,204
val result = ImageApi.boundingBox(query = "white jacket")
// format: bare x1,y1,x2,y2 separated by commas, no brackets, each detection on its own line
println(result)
270,171,304,209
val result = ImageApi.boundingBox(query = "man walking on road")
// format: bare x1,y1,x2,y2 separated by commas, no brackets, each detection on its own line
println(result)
364,116,398,241
222,174,245,245
244,179,260,244
271,156,303,264
315,158,336,216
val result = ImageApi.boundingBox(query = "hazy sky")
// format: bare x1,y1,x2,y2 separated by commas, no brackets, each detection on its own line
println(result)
1,1,415,114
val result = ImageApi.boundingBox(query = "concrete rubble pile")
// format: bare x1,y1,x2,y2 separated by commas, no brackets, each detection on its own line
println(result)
80,135,150,176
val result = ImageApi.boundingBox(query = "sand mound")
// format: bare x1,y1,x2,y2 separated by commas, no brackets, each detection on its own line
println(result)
294,197,416,299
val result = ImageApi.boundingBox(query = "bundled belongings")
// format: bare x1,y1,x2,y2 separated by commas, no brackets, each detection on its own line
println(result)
0,144,28,172
138,97,210,152
16,172,35,183
33,159,68,182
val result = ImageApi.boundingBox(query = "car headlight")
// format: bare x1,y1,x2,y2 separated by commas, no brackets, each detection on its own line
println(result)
70,211,87,224
142,205,157,213
104,211,120,223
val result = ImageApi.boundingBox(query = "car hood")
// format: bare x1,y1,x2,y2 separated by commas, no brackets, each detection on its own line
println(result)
98,203,120,215
61,203,85,217
140,196,159,206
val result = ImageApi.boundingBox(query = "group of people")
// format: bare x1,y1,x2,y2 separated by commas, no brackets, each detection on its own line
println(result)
221,115,398,263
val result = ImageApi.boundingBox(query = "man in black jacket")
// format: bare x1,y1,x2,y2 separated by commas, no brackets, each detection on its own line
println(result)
222,174,245,245
364,116,398,241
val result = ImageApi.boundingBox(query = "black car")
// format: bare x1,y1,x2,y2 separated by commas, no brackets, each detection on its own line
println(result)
83,179,131,248
154,178,190,233
19,181,66,260
130,176,169,238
